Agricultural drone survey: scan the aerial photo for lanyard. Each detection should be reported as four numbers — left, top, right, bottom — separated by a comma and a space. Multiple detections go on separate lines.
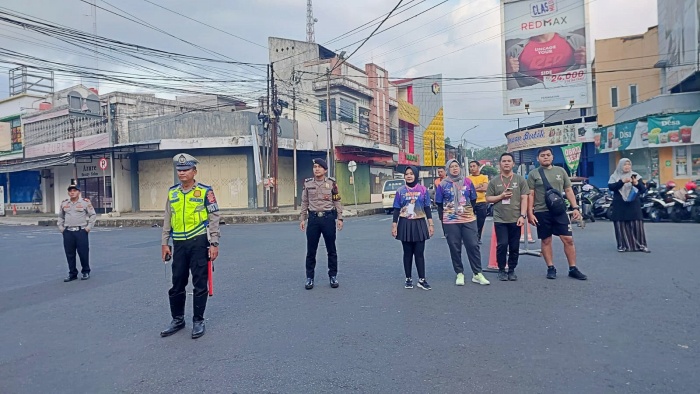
501, 174, 514, 190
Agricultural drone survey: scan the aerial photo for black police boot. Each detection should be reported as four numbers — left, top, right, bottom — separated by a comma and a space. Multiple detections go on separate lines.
63, 275, 78, 282
329, 276, 339, 288
160, 317, 185, 337
192, 320, 206, 339
305, 278, 314, 290
80, 273, 90, 280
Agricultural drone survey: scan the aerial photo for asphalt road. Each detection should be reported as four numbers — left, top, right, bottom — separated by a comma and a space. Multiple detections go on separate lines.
0, 216, 698, 393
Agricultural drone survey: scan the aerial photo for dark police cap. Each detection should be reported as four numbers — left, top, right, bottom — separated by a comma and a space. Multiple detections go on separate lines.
312, 158, 328, 170
67, 182, 80, 191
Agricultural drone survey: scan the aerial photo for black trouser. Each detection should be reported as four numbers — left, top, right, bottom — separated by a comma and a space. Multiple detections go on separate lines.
401, 241, 426, 279
444, 222, 482, 275
305, 214, 337, 279
474, 202, 488, 240
63, 229, 90, 277
170, 234, 209, 322
494, 222, 521, 271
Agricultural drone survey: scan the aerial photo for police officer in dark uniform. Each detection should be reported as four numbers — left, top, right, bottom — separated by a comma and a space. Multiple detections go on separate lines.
160, 153, 221, 339
299, 158, 343, 290
57, 182, 97, 282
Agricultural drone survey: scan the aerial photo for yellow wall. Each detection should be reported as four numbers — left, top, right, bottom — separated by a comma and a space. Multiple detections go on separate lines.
422, 108, 445, 167
595, 27, 660, 126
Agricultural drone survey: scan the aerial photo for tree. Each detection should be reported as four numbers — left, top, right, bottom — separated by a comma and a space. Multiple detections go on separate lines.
445, 137, 451, 146
480, 165, 499, 177
470, 144, 507, 162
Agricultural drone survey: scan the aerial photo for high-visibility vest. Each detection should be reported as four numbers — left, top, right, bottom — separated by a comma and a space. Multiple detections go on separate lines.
168, 183, 211, 241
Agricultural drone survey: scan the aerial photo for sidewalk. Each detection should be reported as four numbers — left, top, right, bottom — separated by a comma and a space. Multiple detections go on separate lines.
0, 203, 385, 227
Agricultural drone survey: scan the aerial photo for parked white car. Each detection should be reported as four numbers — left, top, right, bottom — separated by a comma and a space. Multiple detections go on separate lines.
382, 179, 406, 214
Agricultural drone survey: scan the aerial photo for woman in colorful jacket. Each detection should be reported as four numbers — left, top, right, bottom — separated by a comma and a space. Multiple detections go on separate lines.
392, 166, 434, 290
435, 159, 490, 286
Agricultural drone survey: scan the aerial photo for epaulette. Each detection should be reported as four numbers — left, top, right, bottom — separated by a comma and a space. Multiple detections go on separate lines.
83, 198, 90, 202
328, 177, 336, 182
197, 182, 212, 189
168, 184, 180, 190
61, 199, 69, 203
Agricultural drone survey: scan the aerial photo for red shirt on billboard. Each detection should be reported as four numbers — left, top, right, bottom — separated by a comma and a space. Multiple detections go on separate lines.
518, 33, 575, 81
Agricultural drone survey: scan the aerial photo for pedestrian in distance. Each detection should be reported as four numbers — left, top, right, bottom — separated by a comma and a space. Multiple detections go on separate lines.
436, 159, 490, 286
608, 158, 650, 253
391, 166, 435, 290
299, 158, 343, 290
58, 182, 97, 282
160, 153, 221, 339
485, 153, 529, 281
527, 147, 587, 280
468, 160, 490, 244
434, 167, 447, 238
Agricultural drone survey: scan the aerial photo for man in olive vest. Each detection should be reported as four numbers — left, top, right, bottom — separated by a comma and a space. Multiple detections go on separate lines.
160, 153, 220, 339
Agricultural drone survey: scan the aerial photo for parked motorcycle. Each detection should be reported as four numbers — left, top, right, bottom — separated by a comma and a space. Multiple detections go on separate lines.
589, 188, 613, 220
669, 182, 697, 223
577, 183, 603, 222
644, 181, 677, 222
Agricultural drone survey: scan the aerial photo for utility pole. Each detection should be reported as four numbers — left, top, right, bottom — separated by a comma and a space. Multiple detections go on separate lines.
326, 68, 335, 177
431, 131, 437, 178
269, 62, 279, 213
292, 67, 299, 210
70, 117, 78, 183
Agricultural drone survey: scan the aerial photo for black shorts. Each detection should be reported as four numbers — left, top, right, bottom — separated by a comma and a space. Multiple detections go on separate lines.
534, 211, 572, 239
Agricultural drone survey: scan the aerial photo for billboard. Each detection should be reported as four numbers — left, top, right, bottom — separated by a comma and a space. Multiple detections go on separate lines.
501, 0, 592, 115
658, 0, 700, 90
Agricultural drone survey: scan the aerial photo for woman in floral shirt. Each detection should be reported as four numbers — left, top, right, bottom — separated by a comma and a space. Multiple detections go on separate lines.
435, 159, 490, 286
392, 166, 435, 290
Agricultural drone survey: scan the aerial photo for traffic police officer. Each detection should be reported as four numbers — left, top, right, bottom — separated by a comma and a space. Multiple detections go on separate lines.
58, 182, 97, 282
299, 158, 343, 290
160, 153, 221, 339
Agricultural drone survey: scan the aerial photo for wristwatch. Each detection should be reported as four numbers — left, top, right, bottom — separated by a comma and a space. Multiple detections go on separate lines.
520, 214, 527, 219
572, 206, 580, 211
210, 242, 219, 247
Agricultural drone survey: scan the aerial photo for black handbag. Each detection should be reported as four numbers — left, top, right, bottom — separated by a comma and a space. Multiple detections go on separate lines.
539, 167, 567, 215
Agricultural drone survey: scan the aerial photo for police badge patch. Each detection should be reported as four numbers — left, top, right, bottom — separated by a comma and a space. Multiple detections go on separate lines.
194, 190, 202, 198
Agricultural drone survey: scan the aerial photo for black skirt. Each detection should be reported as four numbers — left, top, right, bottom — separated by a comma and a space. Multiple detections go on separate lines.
396, 218, 430, 242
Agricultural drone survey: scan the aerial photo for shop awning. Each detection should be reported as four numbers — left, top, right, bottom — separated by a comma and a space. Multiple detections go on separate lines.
0, 153, 74, 173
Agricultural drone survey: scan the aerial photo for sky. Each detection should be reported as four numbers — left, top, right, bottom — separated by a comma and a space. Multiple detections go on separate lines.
0, 0, 658, 147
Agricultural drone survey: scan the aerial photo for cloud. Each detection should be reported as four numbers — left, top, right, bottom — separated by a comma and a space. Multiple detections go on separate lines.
0, 0, 659, 146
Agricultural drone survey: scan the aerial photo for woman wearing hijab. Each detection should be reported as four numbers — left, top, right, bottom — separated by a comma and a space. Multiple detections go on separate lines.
392, 166, 435, 290
435, 159, 490, 286
608, 158, 650, 253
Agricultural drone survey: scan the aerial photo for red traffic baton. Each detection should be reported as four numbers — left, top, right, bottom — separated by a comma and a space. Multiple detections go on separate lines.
208, 260, 214, 297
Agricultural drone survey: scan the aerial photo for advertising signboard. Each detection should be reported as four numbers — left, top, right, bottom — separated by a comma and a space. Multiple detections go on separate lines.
594, 121, 648, 153
647, 112, 700, 148
658, 0, 700, 90
501, 0, 592, 115
506, 121, 595, 152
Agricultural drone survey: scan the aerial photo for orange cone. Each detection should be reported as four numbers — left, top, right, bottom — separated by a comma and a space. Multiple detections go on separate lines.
520, 222, 534, 243
486, 225, 507, 271
12, 204, 17, 215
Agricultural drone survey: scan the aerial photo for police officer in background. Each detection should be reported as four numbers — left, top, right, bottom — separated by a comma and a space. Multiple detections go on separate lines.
58, 182, 97, 282
160, 153, 221, 339
300, 158, 343, 290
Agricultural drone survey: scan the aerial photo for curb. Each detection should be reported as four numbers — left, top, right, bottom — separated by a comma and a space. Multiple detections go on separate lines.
29, 207, 386, 227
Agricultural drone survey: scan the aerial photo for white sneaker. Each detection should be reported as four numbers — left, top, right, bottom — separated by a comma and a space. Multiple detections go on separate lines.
455, 273, 465, 286
472, 273, 490, 285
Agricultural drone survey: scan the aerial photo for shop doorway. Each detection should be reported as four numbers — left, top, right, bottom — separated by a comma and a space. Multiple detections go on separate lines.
78, 177, 112, 213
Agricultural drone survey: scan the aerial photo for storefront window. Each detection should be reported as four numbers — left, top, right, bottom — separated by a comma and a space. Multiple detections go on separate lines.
674, 146, 689, 177
692, 145, 700, 178
621, 149, 651, 180
370, 167, 393, 195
